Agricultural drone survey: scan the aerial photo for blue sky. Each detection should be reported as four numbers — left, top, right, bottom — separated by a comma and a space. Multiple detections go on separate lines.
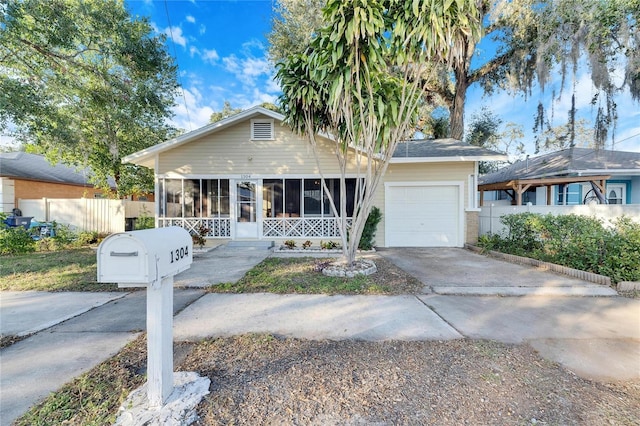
127, 1, 640, 156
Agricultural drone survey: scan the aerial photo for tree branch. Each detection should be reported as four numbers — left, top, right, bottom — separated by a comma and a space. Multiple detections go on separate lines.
468, 51, 513, 85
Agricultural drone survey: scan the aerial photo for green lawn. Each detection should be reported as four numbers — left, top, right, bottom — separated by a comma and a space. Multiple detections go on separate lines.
211, 256, 421, 295
0, 248, 118, 292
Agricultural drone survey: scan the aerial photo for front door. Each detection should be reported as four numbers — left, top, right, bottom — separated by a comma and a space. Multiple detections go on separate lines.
235, 180, 259, 238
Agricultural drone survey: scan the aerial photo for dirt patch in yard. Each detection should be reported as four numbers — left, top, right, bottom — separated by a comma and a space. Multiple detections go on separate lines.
177, 335, 640, 425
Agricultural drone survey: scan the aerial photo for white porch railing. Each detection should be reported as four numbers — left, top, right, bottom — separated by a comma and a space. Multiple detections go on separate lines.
159, 217, 352, 239
479, 204, 640, 236
263, 217, 352, 238
159, 218, 231, 237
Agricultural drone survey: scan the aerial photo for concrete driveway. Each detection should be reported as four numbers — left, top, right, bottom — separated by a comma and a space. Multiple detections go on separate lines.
376, 247, 617, 296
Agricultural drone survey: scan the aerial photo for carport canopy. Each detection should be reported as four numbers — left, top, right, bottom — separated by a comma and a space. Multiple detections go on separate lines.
478, 175, 611, 206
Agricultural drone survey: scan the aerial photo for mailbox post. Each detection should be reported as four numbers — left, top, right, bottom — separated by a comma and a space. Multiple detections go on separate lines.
97, 226, 192, 407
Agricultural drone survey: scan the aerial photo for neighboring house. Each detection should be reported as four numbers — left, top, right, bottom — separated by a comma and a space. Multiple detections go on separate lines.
123, 106, 505, 247
478, 148, 640, 206
0, 152, 112, 213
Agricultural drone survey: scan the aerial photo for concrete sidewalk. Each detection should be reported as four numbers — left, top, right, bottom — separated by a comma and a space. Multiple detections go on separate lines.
173, 292, 640, 383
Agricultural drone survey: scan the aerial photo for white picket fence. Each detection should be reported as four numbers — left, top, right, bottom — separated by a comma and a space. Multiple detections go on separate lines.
479, 204, 640, 236
18, 198, 154, 234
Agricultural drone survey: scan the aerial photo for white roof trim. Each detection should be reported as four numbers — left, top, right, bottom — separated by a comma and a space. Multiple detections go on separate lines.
391, 154, 508, 163
569, 169, 640, 176
123, 106, 285, 165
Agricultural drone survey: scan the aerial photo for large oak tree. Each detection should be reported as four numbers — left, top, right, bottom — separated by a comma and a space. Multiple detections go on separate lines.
0, 0, 179, 196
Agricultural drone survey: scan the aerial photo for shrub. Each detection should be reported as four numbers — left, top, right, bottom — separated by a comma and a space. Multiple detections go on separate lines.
284, 240, 296, 249
358, 206, 382, 250
74, 231, 100, 246
191, 223, 210, 248
499, 212, 544, 255
35, 237, 58, 252
302, 240, 312, 249
600, 217, 640, 283
478, 213, 640, 283
51, 222, 76, 246
0, 227, 35, 255
321, 240, 338, 250
134, 206, 155, 230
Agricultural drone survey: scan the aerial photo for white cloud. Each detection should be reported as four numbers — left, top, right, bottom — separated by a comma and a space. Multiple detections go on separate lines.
163, 26, 187, 48
170, 87, 214, 131
199, 24, 206, 35
188, 47, 219, 64
222, 55, 241, 74
202, 49, 219, 64
222, 54, 272, 87
185, 15, 196, 24
264, 75, 281, 94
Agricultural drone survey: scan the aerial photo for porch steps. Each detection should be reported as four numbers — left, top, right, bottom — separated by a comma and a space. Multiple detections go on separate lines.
226, 240, 275, 250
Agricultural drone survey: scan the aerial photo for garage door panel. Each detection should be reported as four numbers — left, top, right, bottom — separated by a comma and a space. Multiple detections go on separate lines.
386, 185, 460, 247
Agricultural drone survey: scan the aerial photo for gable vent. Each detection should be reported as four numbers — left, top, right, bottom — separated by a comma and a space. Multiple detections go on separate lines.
251, 119, 274, 140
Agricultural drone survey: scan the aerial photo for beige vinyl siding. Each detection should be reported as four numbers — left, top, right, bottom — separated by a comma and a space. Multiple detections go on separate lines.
374, 162, 474, 247
157, 116, 367, 176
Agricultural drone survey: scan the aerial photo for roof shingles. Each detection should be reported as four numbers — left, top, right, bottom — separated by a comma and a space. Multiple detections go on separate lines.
0, 152, 112, 186
479, 148, 640, 185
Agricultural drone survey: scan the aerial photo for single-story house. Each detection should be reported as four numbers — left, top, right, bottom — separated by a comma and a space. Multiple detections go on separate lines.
0, 152, 111, 213
123, 106, 506, 247
478, 148, 640, 206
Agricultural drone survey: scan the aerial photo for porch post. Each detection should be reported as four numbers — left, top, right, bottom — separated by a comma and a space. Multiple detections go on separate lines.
546, 186, 552, 205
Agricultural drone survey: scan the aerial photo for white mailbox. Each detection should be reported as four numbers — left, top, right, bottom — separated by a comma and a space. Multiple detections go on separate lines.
97, 226, 192, 286
97, 226, 194, 408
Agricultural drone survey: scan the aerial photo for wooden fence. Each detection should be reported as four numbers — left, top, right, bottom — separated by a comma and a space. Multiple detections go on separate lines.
18, 198, 154, 234
479, 204, 640, 236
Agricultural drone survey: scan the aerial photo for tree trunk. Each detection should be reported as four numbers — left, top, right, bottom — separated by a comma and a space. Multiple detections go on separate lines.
449, 65, 469, 141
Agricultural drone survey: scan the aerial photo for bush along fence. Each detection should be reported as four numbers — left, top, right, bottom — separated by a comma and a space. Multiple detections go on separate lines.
477, 212, 640, 284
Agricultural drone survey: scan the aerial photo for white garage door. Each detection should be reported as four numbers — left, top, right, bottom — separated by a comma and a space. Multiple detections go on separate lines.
385, 184, 461, 247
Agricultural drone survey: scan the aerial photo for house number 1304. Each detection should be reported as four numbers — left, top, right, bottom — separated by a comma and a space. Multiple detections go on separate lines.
170, 246, 189, 263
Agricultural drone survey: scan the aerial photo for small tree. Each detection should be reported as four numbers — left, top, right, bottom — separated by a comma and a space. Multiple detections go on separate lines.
277, 0, 482, 265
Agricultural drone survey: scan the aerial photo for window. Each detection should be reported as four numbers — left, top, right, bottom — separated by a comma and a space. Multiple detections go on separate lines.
263, 179, 283, 217
251, 119, 274, 140
304, 179, 322, 215
285, 179, 301, 216
164, 179, 183, 217
204, 179, 230, 217
557, 184, 581, 205
262, 178, 358, 218
607, 184, 625, 204
160, 178, 229, 218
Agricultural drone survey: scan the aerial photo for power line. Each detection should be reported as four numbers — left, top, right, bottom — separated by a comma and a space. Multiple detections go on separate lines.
613, 132, 640, 147
164, 0, 192, 132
